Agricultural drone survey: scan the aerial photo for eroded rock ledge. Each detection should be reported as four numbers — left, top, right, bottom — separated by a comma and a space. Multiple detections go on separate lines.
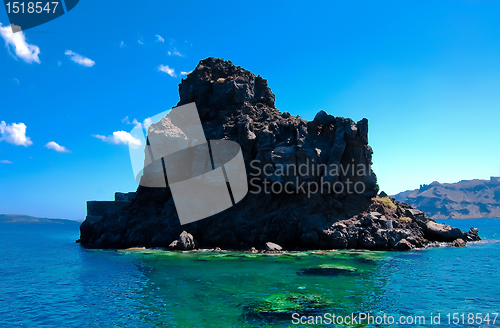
164, 195, 481, 252
79, 58, 480, 250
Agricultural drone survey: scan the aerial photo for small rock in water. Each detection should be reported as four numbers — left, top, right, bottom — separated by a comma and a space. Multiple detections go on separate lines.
265, 242, 282, 251
248, 247, 258, 253
393, 239, 413, 250
178, 231, 196, 250
168, 240, 179, 249
453, 238, 466, 247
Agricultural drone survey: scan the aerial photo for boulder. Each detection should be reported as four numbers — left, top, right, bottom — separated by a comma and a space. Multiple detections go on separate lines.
359, 229, 388, 249
453, 238, 466, 247
265, 242, 282, 251
379, 217, 393, 229
466, 228, 481, 241
393, 239, 413, 250
425, 221, 465, 242
320, 229, 348, 249
313, 110, 336, 125
403, 208, 429, 229
168, 240, 178, 249
178, 231, 196, 250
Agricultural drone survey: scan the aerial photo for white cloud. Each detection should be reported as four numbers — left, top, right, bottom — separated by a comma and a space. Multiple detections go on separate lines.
138, 40, 143, 45
93, 131, 142, 149
131, 118, 143, 129
13, 78, 20, 84
158, 64, 176, 77
143, 117, 152, 130
156, 35, 164, 42
120, 41, 126, 48
167, 50, 183, 57
180, 71, 191, 76
0, 23, 41, 64
0, 121, 33, 147
64, 50, 95, 67
0, 160, 13, 164
45, 141, 71, 153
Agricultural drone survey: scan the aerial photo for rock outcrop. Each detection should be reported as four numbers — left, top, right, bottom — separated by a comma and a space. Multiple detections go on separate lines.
79, 58, 480, 250
168, 231, 196, 250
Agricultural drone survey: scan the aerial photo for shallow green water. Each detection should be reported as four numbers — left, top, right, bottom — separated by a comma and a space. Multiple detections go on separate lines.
122, 249, 388, 327
1, 219, 499, 327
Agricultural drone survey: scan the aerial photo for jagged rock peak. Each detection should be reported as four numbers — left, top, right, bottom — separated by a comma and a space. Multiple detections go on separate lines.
79, 57, 482, 251
178, 57, 276, 111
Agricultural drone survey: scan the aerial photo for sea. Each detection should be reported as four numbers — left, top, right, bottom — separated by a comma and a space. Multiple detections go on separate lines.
0, 219, 499, 328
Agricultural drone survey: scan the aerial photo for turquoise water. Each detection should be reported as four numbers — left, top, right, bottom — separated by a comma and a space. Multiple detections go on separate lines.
0, 219, 498, 327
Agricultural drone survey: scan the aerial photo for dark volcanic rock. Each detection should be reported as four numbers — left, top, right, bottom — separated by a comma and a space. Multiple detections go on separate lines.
453, 238, 466, 247
425, 221, 465, 242
79, 58, 480, 250
393, 239, 413, 250
177, 231, 196, 250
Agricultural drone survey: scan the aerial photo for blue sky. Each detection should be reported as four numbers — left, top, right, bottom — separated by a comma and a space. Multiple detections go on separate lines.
1, 0, 500, 220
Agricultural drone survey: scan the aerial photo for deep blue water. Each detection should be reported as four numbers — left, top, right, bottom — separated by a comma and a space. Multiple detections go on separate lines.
0, 219, 498, 327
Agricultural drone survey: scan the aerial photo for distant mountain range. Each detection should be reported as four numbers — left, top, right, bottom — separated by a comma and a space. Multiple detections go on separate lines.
0, 214, 81, 224
393, 177, 500, 220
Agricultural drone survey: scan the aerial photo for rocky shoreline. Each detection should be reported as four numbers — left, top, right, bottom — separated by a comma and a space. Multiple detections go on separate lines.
154, 194, 481, 252
79, 57, 481, 251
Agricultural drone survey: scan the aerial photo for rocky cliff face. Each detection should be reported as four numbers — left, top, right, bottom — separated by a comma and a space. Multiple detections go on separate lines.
79, 58, 480, 250
394, 177, 500, 220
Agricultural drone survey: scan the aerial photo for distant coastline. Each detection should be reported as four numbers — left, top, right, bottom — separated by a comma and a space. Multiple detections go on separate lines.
0, 214, 81, 225
394, 177, 500, 220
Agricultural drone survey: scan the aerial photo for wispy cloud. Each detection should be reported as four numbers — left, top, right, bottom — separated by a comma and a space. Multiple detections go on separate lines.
0, 23, 41, 64
93, 131, 142, 149
158, 64, 176, 77
123, 116, 152, 130
65, 50, 95, 67
156, 35, 164, 42
120, 41, 126, 48
0, 121, 33, 147
167, 50, 183, 57
138, 40, 143, 45
0, 160, 13, 164
45, 141, 71, 153
13, 78, 20, 84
